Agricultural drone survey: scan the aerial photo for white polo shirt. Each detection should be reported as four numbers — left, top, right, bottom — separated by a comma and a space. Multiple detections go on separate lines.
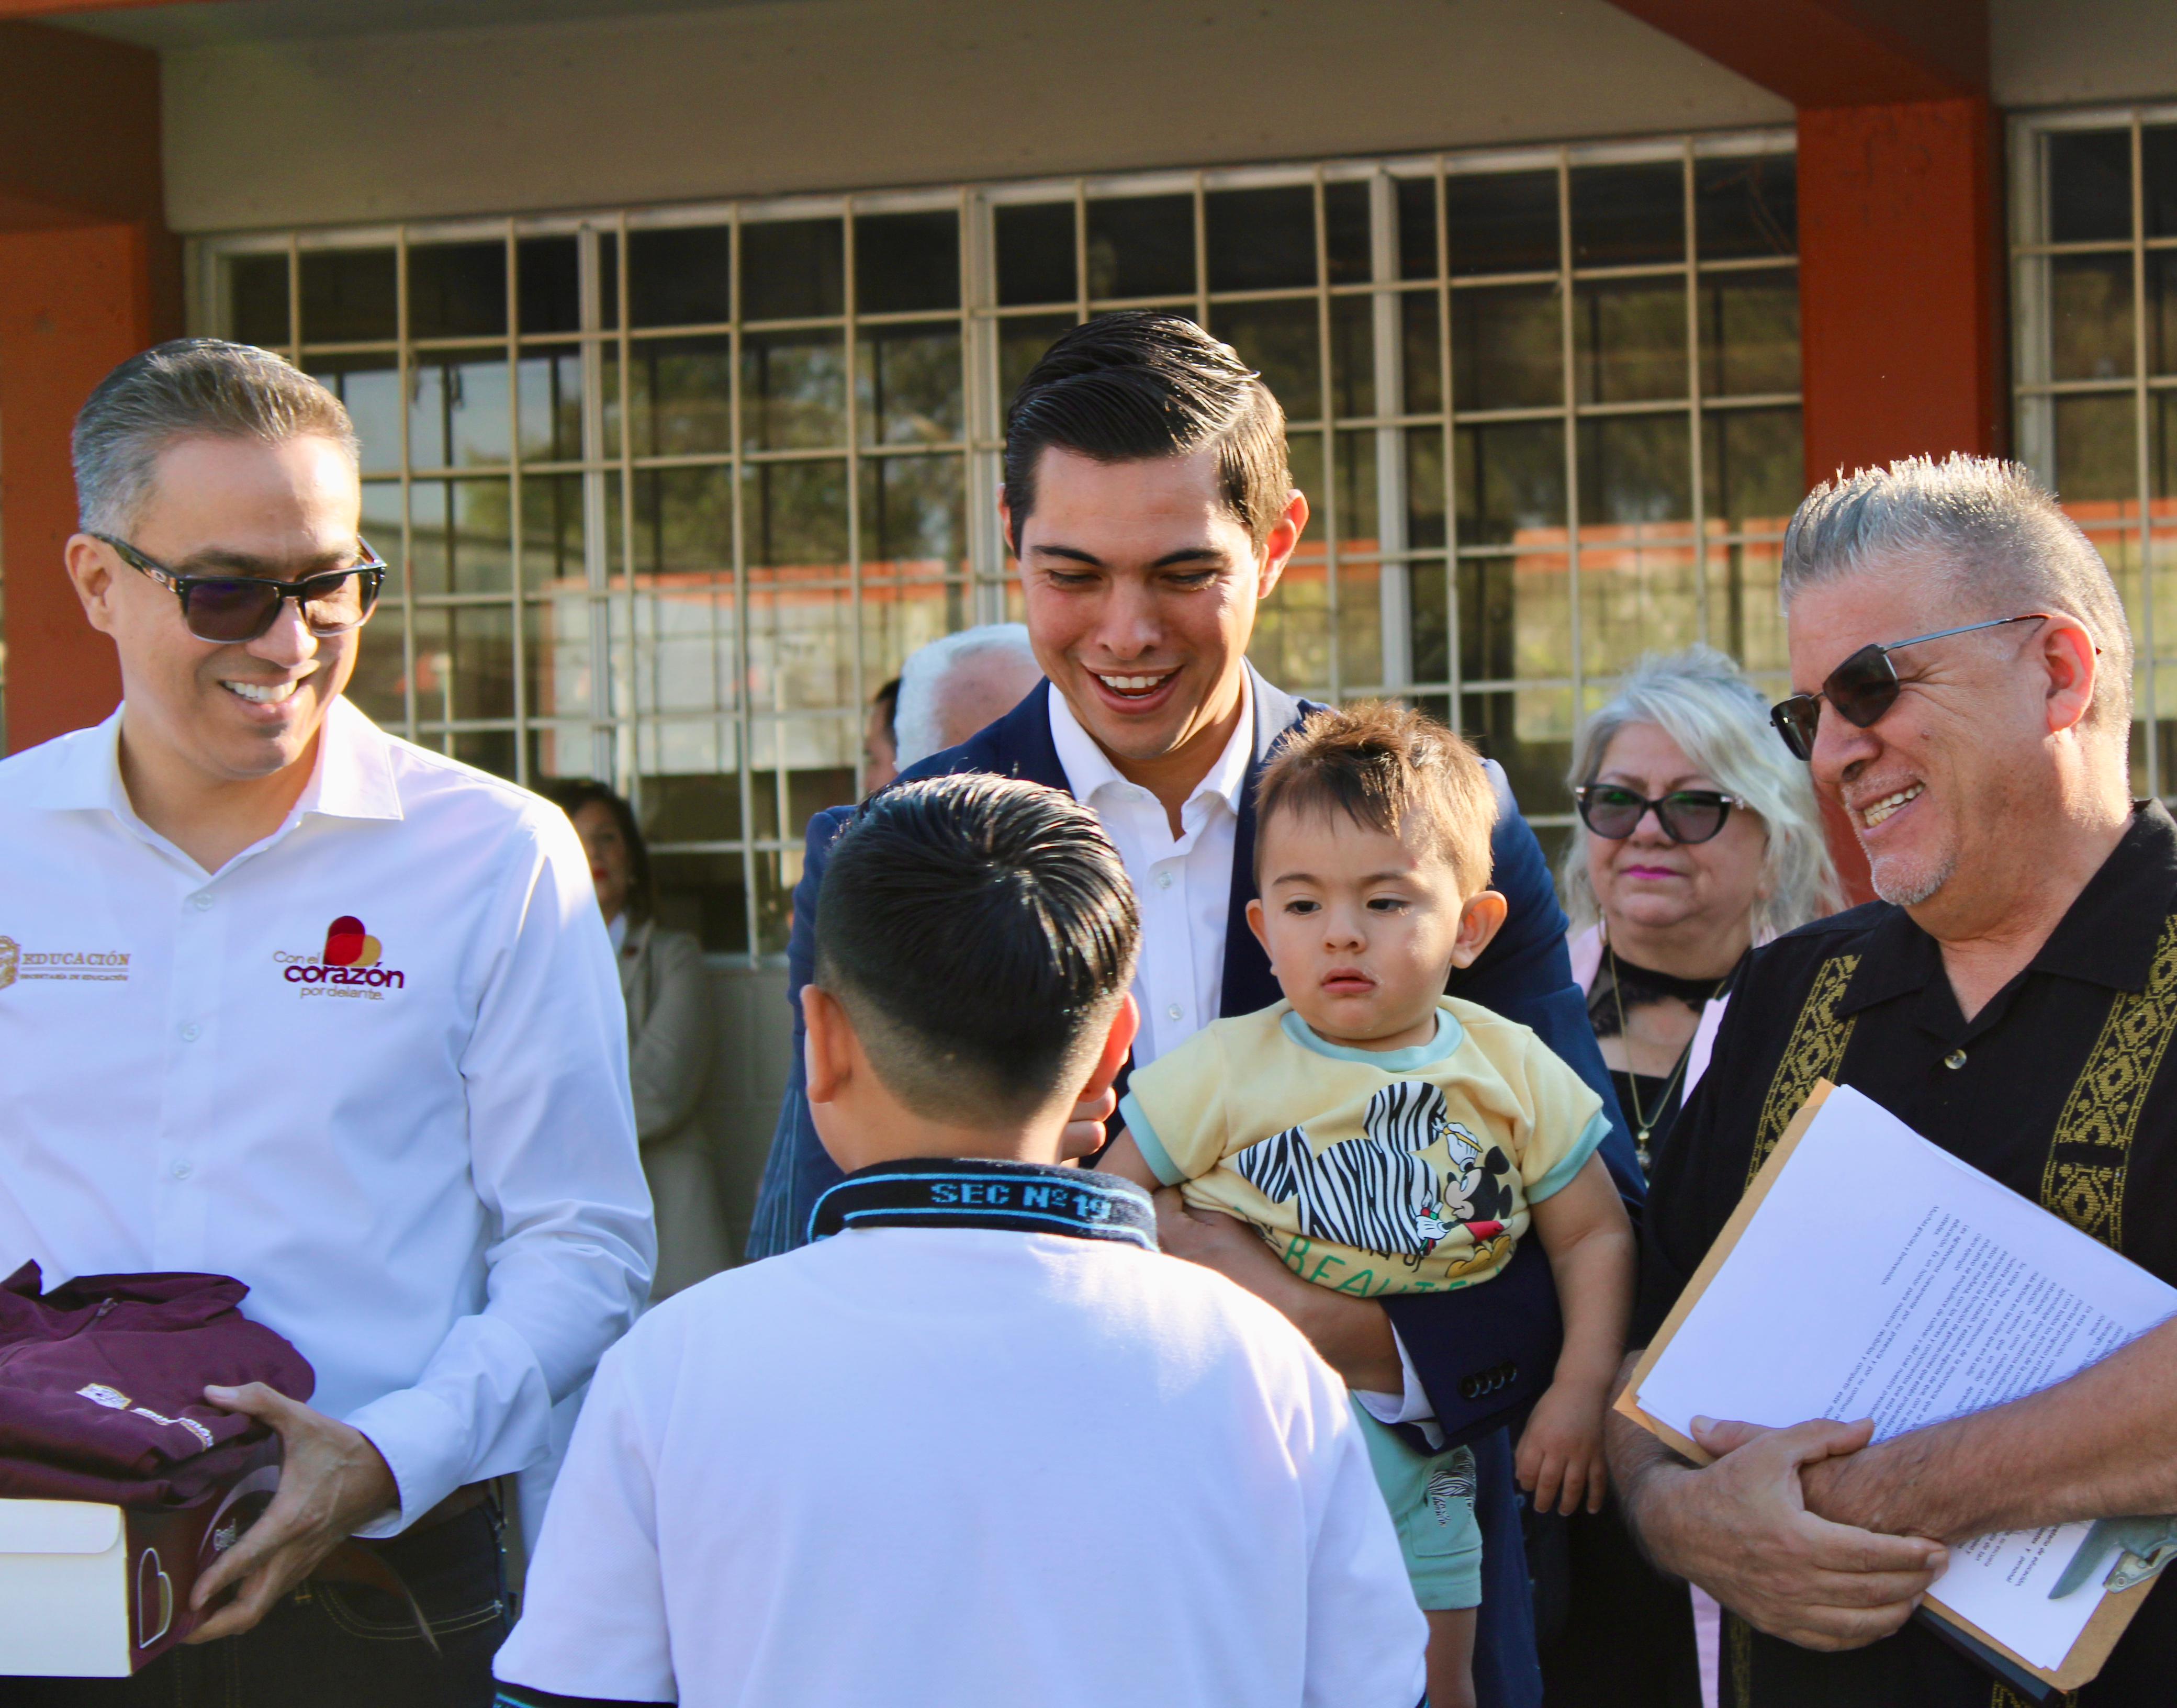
0, 697, 655, 1533
496, 1223, 1426, 1708
1048, 678, 1253, 1069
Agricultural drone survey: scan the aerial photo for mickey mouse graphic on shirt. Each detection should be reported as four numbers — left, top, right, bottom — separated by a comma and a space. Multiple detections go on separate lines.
1230, 1080, 1519, 1272
1439, 1118, 1518, 1243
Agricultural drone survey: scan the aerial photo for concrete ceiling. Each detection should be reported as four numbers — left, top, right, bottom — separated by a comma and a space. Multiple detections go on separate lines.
55, 0, 780, 49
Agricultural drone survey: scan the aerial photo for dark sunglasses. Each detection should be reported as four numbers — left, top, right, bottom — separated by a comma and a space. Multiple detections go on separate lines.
96, 532, 386, 645
1574, 783, 1744, 846
1769, 613, 2052, 761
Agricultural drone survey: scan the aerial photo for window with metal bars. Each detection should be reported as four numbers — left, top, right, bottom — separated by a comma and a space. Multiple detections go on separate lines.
2012, 107, 2177, 801
200, 129, 1800, 960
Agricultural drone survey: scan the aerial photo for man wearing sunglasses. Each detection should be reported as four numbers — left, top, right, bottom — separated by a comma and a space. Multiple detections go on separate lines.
1608, 454, 2177, 1707
0, 340, 654, 1705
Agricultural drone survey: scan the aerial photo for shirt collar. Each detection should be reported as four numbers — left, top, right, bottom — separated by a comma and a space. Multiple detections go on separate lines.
2024, 799, 2177, 992
807, 1156, 1158, 1250
1280, 1002, 1466, 1070
25, 697, 402, 883
1838, 800, 2177, 1014
1046, 672, 1254, 828
31, 695, 402, 825
21, 709, 128, 813
299, 697, 405, 824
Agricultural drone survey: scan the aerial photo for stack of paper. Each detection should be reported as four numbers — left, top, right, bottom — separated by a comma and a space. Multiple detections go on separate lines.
1622, 1082, 2177, 1687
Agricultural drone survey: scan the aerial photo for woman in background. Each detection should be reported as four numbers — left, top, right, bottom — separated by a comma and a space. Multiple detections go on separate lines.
1540, 647, 1839, 1708
1565, 646, 1840, 1176
546, 780, 728, 1297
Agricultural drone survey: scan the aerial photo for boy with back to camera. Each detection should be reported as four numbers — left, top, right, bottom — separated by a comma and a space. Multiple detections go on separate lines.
491, 772, 1428, 1708
1100, 704, 1636, 1708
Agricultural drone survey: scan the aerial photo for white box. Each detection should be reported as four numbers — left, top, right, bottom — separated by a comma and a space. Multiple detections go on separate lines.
0, 1461, 278, 1676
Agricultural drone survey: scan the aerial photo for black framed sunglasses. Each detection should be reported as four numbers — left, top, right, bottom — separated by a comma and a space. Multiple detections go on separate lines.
1769, 613, 2052, 761
95, 532, 387, 645
1574, 783, 1744, 846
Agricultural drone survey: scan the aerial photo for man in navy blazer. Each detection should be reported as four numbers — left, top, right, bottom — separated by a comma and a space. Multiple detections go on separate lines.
747, 314, 1638, 1707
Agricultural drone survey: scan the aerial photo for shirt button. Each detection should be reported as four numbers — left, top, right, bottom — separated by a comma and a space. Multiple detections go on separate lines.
1155, 870, 1174, 890
192, 894, 213, 912
1944, 1049, 1967, 1070
1165, 1004, 1183, 1022
171, 1160, 192, 1181
179, 1024, 201, 1043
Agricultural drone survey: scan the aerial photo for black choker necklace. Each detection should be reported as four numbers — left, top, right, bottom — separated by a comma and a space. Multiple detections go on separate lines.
1606, 950, 1735, 1008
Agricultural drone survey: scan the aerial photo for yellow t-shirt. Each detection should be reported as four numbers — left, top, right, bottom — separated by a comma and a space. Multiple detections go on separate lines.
1118, 998, 1608, 1298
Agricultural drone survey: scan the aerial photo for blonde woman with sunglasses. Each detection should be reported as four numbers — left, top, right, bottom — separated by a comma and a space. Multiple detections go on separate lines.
1561, 647, 1841, 1178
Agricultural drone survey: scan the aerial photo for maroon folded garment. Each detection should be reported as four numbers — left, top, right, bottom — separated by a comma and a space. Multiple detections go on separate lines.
0, 1262, 313, 1508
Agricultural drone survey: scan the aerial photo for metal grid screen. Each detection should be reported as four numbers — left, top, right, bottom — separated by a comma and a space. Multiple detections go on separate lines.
199, 129, 1800, 959
2013, 107, 2177, 800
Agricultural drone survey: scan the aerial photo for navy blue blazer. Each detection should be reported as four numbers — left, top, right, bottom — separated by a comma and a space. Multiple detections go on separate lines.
745, 671, 1642, 1708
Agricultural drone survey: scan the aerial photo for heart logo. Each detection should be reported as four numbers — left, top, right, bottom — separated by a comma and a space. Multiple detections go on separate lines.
136, 1547, 173, 1648
322, 917, 383, 969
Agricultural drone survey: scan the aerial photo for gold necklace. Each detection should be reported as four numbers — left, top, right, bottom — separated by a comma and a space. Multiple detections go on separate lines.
1608, 944, 1725, 1174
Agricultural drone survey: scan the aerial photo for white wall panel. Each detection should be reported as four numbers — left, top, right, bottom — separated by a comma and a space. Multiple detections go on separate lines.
1994, 0, 2177, 110
156, 0, 1788, 233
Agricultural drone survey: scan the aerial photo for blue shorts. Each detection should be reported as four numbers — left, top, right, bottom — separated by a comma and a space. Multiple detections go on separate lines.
1352, 1403, 1483, 1611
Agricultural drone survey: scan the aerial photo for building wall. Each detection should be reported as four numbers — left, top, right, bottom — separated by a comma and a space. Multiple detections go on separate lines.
111, 0, 2177, 1265
156, 0, 1791, 233
703, 962, 792, 1262
1991, 0, 2177, 109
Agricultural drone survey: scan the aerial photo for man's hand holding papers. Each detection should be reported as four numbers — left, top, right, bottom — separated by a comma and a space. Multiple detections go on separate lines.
1615, 1409, 1948, 1650
1613, 1083, 2177, 1684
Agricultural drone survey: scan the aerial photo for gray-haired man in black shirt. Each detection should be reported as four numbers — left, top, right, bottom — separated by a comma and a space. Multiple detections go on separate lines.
1610, 453, 2177, 1706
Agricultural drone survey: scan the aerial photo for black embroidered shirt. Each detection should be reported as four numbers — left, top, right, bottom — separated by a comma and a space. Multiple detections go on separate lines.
1638, 801, 2177, 1708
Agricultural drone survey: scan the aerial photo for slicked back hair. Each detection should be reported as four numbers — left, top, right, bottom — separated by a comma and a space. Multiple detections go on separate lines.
1003, 311, 1290, 555
1255, 702, 1498, 897
73, 339, 359, 536
1781, 453, 2134, 744
815, 774, 1140, 1125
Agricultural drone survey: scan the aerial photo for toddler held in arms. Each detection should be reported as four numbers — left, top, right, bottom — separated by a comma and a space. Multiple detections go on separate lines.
1099, 703, 1636, 1708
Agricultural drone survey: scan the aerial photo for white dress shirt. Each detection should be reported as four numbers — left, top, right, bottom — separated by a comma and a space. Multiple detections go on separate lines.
497, 1227, 1426, 1708
0, 698, 655, 1534
1048, 679, 1254, 1069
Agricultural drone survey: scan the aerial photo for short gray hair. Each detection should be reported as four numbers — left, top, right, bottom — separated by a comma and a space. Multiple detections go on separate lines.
1781, 453, 2133, 741
894, 623, 1041, 767
1562, 646, 1842, 943
73, 339, 358, 535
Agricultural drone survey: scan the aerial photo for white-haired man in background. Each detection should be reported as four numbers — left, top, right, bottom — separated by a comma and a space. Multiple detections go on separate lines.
890, 624, 1043, 771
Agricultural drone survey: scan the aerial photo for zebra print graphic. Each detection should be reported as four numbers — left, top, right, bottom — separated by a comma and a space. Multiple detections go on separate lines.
1424, 1447, 1478, 1524
1230, 1080, 1461, 1262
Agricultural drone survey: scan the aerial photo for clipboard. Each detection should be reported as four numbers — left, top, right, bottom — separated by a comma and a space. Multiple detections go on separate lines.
1614, 1079, 2155, 1699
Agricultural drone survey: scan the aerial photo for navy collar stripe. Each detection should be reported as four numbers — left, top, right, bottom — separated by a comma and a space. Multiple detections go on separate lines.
839, 1168, 1144, 1207
808, 1156, 1158, 1251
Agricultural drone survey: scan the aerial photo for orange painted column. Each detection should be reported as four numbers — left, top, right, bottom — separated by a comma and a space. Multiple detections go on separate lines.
0, 222, 159, 751
1799, 97, 2007, 484
1794, 95, 2007, 902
